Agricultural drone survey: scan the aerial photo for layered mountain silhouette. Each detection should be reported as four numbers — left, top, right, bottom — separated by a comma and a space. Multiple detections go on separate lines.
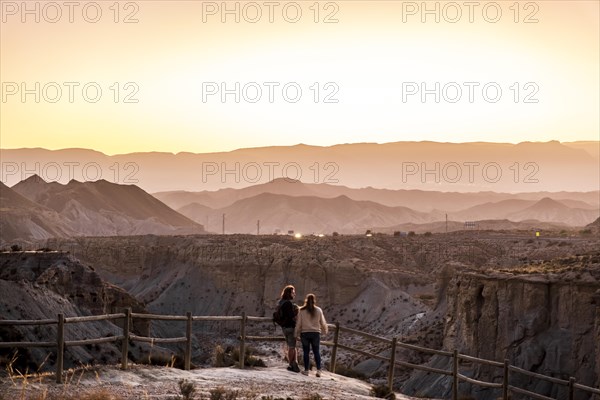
155, 178, 600, 213
505, 197, 600, 226
155, 179, 599, 233
0, 181, 75, 241
0, 141, 600, 240
1, 175, 205, 244
187, 192, 442, 234
1, 169, 598, 240
2, 141, 598, 193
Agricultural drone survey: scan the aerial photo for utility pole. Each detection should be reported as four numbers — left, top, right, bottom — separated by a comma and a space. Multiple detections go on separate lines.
446, 214, 448, 233
257, 220, 260, 235
222, 213, 225, 235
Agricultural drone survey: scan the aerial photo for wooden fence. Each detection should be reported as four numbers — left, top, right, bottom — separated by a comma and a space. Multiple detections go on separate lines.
1, 311, 599, 400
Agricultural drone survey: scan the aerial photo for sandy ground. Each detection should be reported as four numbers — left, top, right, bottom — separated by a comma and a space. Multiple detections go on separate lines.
0, 358, 433, 400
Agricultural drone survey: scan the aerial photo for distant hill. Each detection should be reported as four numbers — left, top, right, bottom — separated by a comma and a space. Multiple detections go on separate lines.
0, 181, 74, 242
2, 141, 598, 192
563, 141, 600, 160
178, 192, 440, 234
1, 175, 205, 244
160, 179, 599, 232
176, 202, 215, 226
450, 199, 536, 221
155, 178, 600, 213
586, 217, 600, 235
375, 219, 569, 234
506, 197, 599, 226
448, 197, 598, 227
587, 217, 600, 229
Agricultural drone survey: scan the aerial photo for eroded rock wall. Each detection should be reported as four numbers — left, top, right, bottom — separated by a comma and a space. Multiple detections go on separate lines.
403, 257, 600, 400
0, 252, 148, 371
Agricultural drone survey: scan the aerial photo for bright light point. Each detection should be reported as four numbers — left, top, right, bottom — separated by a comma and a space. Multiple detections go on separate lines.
318, 234, 324, 238
294, 233, 303, 239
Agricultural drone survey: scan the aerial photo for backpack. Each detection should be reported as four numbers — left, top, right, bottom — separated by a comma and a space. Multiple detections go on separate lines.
273, 300, 297, 327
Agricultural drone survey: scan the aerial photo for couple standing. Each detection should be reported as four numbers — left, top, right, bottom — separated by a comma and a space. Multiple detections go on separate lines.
278, 285, 328, 377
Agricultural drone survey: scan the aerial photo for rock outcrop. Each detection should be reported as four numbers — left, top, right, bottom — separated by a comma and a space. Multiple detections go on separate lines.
402, 254, 600, 400
0, 252, 147, 372
65, 235, 434, 333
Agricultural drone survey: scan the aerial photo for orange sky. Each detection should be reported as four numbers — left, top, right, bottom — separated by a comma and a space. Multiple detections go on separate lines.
1, 1, 598, 154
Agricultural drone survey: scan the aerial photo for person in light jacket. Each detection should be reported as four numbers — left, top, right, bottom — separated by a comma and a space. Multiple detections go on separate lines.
294, 293, 328, 377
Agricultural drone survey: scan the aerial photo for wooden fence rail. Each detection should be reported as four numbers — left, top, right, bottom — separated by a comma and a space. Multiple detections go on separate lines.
1, 311, 599, 399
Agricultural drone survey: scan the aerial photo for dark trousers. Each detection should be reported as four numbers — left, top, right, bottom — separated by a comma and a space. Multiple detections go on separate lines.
300, 332, 321, 370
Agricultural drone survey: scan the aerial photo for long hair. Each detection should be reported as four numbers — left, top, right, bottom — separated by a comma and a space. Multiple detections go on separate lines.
280, 285, 295, 300
300, 293, 316, 316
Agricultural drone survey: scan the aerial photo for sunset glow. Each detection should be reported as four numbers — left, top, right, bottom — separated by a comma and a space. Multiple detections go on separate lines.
1, 1, 598, 154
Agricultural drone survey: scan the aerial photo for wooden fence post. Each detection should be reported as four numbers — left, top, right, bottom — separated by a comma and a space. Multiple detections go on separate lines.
568, 377, 575, 400
56, 313, 64, 384
185, 312, 192, 370
239, 312, 246, 369
330, 322, 340, 373
388, 337, 397, 392
121, 308, 130, 370
503, 359, 509, 400
452, 349, 459, 400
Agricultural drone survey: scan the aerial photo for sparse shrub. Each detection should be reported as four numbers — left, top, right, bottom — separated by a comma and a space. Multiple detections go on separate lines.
232, 346, 267, 367
261, 397, 293, 400
423, 232, 432, 237
213, 344, 233, 367
237, 388, 260, 399
332, 232, 339, 236
10, 244, 22, 252
407, 231, 415, 237
369, 384, 395, 399
245, 353, 266, 367
580, 229, 592, 235
179, 379, 196, 400
209, 386, 239, 400
209, 387, 226, 400
213, 344, 225, 367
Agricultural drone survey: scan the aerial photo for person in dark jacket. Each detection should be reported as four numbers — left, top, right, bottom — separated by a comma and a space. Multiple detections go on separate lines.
278, 284, 299, 372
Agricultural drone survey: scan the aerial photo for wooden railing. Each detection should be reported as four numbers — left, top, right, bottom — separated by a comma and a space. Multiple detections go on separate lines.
1, 311, 599, 400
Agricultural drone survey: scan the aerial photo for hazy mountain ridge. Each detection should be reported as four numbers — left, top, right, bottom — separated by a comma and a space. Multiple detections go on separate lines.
2, 175, 597, 242
0, 181, 75, 241
157, 180, 599, 233
155, 178, 600, 212
2, 141, 598, 192
505, 197, 600, 226
194, 192, 442, 234
1, 175, 205, 244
